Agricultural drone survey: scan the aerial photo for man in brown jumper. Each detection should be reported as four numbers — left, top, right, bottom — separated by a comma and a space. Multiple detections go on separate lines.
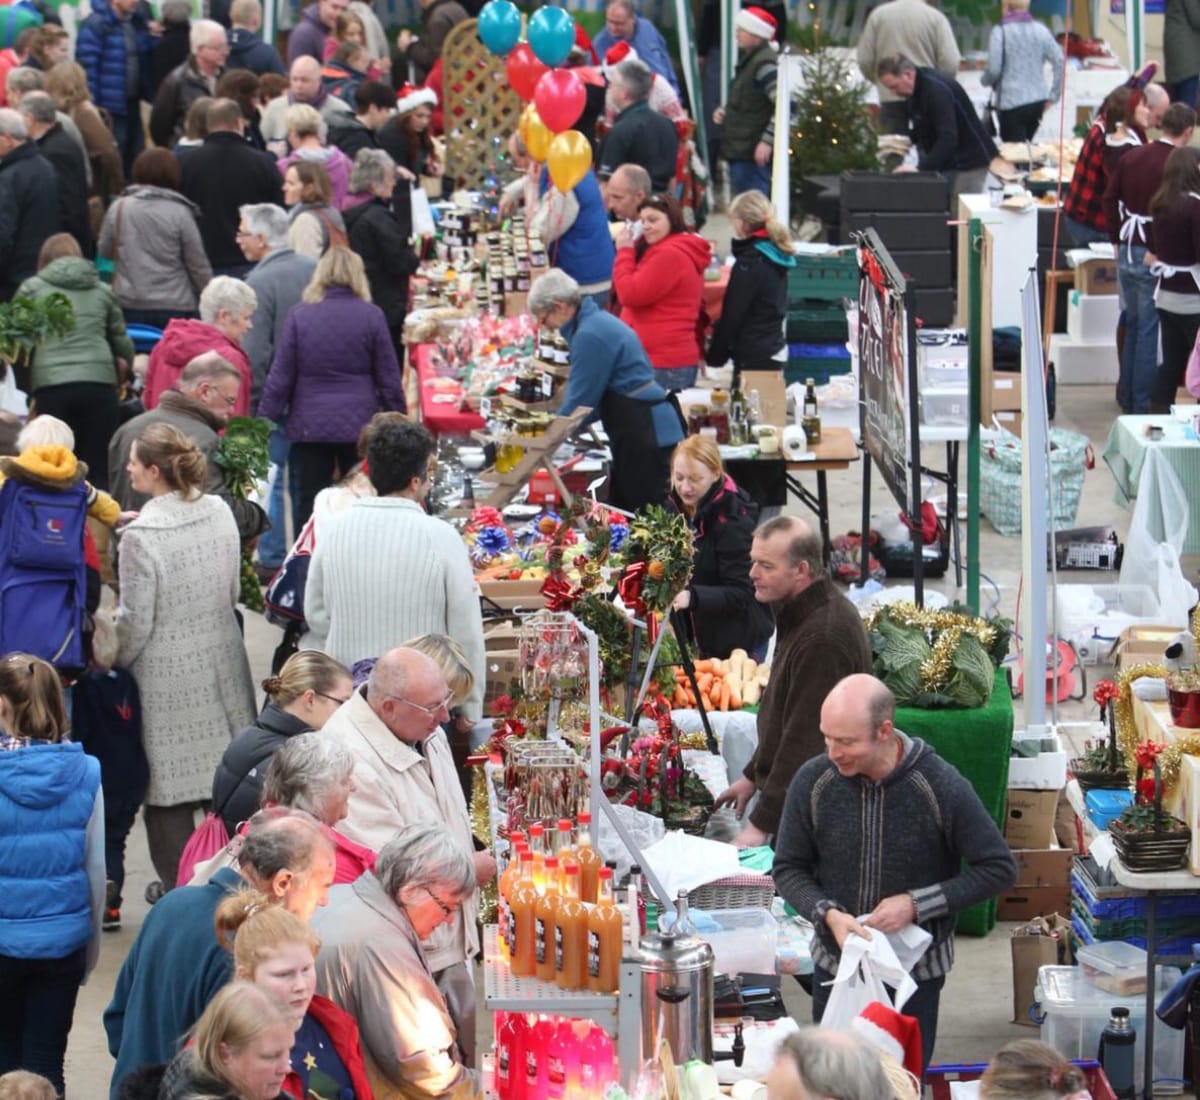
715, 515, 872, 847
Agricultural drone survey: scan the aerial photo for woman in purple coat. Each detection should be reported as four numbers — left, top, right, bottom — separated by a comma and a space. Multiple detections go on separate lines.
258, 246, 404, 527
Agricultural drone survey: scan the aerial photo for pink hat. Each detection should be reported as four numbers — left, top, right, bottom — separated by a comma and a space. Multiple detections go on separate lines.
396, 82, 437, 114
735, 5, 777, 39
851, 1002, 923, 1083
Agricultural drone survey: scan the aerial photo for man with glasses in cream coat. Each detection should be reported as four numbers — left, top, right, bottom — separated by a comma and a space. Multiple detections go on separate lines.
322, 644, 495, 1068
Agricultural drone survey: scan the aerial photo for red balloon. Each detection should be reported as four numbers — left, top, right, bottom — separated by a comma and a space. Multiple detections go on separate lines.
506, 43, 549, 102
533, 68, 586, 134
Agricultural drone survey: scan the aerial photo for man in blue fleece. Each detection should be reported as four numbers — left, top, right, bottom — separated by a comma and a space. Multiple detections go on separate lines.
773, 673, 1016, 1073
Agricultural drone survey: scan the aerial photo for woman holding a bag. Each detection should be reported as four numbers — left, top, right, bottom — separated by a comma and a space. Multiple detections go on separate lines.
980, 0, 1063, 143
210, 651, 353, 839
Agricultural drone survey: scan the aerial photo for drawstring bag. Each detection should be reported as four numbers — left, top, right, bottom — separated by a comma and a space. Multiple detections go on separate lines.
980, 427, 1093, 536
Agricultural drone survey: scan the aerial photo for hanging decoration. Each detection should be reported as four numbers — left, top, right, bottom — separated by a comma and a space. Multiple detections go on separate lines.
533, 68, 586, 134
477, 0, 521, 56
527, 5, 576, 68
506, 42, 549, 101
546, 129, 591, 192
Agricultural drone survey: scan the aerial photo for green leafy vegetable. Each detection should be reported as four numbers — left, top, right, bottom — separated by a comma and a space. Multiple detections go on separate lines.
213, 417, 272, 612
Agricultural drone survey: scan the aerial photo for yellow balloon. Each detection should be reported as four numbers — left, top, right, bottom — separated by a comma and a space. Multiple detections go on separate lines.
547, 129, 591, 194
520, 103, 552, 164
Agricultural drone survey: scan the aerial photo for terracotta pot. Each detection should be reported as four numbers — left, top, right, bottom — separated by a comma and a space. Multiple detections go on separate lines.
1168, 688, 1200, 728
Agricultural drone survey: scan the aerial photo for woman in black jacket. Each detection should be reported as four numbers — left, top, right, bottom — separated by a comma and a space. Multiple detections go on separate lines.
343, 148, 420, 368
706, 189, 797, 379
668, 435, 774, 660
210, 650, 352, 835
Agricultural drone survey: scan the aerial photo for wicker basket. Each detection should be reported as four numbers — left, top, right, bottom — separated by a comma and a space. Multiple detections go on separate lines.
1071, 763, 1130, 795
691, 873, 775, 911
1110, 759, 1190, 873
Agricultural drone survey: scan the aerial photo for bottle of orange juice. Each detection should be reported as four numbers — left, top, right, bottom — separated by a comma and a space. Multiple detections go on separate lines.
534, 857, 562, 984
499, 842, 527, 961
528, 823, 547, 893
555, 865, 587, 990
511, 848, 540, 978
575, 811, 601, 904
554, 818, 578, 893
587, 867, 623, 993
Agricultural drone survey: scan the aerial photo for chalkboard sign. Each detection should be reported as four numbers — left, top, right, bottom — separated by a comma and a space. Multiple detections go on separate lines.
858, 241, 913, 512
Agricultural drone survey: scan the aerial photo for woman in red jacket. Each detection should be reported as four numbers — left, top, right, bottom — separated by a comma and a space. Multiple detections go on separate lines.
612, 192, 712, 391
215, 891, 374, 1100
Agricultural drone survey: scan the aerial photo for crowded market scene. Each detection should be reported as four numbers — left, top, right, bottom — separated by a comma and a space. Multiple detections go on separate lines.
7, 0, 1200, 1093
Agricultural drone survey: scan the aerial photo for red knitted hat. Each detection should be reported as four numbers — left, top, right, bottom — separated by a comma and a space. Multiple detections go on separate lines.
735, 6, 776, 39
851, 1002, 923, 1083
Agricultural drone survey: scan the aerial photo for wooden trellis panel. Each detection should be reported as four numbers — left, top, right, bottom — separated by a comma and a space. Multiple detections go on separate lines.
442, 18, 523, 191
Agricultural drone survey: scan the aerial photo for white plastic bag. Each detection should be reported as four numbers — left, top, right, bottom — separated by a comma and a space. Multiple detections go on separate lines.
411, 185, 436, 238
819, 923, 933, 1028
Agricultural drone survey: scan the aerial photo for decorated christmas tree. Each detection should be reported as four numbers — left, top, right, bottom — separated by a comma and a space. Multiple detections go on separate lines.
789, 47, 879, 212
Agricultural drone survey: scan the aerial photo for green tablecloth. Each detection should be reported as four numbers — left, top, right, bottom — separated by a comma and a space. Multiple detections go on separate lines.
895, 669, 1014, 936
1102, 415, 1200, 554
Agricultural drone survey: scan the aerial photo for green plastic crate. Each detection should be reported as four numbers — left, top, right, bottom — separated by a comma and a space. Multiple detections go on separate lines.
787, 302, 849, 344
784, 359, 853, 386
787, 251, 859, 302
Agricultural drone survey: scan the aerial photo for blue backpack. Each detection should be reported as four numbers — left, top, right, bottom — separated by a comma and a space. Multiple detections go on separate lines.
0, 478, 88, 668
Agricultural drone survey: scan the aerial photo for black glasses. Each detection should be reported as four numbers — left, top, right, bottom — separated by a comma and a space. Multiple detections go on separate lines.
422, 884, 459, 916
315, 690, 352, 706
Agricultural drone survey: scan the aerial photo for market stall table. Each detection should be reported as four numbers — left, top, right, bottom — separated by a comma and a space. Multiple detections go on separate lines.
414, 342, 487, 436
1102, 416, 1200, 555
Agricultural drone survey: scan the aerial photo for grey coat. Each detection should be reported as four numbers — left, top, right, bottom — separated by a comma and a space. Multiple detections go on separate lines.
243, 247, 317, 410
1165, 0, 1200, 83
980, 17, 1063, 110
313, 874, 481, 1100
98, 185, 212, 312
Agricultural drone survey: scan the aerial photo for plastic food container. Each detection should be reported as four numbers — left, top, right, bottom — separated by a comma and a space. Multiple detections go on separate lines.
1075, 941, 1148, 995
1035, 964, 1184, 1094
696, 908, 777, 978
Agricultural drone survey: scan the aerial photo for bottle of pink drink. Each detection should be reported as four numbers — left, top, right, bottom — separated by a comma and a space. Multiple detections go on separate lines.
525, 1015, 555, 1100
579, 1025, 615, 1100
546, 1018, 581, 1100
500, 1012, 529, 1100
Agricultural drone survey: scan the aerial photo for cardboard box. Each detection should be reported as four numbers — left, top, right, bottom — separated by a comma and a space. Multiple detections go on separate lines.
1114, 623, 1184, 672
1048, 332, 1119, 386
1067, 292, 1121, 344
996, 885, 1073, 921
478, 578, 546, 612
993, 408, 1020, 432
1074, 258, 1119, 295
1011, 913, 1071, 1025
1009, 730, 1068, 790
1011, 847, 1072, 887
991, 373, 1022, 412
1005, 789, 1060, 849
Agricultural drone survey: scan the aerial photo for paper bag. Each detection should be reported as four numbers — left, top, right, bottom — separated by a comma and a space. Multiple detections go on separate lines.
410, 185, 436, 239
1011, 913, 1069, 1026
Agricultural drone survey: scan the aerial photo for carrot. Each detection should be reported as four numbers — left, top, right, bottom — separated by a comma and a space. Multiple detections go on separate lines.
697, 673, 714, 696
693, 659, 714, 673
728, 684, 742, 710
673, 686, 687, 707
719, 683, 731, 711
674, 667, 688, 682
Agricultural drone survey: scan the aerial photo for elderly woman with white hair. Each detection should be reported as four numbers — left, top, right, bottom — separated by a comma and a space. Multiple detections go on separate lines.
529, 268, 684, 513
344, 147, 418, 361
312, 822, 480, 1100
142, 275, 258, 416
277, 103, 354, 210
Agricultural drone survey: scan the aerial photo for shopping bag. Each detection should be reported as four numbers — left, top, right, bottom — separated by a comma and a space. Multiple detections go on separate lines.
820, 923, 933, 1027
411, 185, 436, 238
980, 427, 1092, 536
1011, 913, 1069, 1026
176, 811, 232, 888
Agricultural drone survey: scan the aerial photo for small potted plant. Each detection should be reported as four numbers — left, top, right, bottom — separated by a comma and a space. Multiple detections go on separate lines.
1167, 668, 1200, 729
1110, 741, 1190, 873
1072, 680, 1130, 792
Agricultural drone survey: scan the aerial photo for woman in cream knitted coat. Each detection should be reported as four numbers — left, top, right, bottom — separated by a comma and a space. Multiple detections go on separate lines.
116, 423, 256, 893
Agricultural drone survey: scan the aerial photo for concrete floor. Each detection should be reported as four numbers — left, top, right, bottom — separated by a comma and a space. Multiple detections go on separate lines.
63, 380, 1161, 1096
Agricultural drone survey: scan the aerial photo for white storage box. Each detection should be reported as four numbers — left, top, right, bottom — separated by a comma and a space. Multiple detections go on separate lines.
1075, 941, 1148, 996
1067, 291, 1121, 345
697, 908, 777, 978
921, 385, 969, 427
1048, 332, 1119, 386
1008, 729, 1068, 790
1036, 964, 1184, 1093
918, 330, 968, 387
1054, 584, 1164, 643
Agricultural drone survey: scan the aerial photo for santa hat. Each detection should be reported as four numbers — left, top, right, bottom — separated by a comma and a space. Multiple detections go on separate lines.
396, 83, 438, 114
851, 1003, 923, 1084
735, 6, 777, 40
605, 41, 637, 66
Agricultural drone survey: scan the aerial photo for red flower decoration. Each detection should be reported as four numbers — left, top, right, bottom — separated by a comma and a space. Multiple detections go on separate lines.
1135, 740, 1165, 771
1093, 679, 1120, 710
493, 694, 515, 716
1137, 775, 1158, 805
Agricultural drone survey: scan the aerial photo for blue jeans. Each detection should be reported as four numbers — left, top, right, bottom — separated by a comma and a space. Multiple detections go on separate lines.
812, 963, 945, 1074
104, 795, 141, 910
584, 289, 612, 310
1117, 245, 1159, 412
1171, 75, 1199, 110
0, 946, 87, 1095
110, 104, 144, 178
655, 366, 698, 390
1063, 216, 1108, 248
728, 158, 771, 197
258, 425, 300, 568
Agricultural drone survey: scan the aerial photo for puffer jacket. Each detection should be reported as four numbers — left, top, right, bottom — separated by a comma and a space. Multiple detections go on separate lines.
0, 140, 59, 300
258, 286, 404, 442
16, 257, 133, 390
613, 232, 712, 369
143, 318, 252, 418
210, 702, 313, 836
98, 185, 212, 311
278, 144, 354, 210
73, 0, 155, 116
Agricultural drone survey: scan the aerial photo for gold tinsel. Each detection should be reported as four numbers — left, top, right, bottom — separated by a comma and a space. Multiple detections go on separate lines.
1113, 660, 1200, 794
920, 625, 963, 692
864, 601, 998, 653
469, 766, 498, 925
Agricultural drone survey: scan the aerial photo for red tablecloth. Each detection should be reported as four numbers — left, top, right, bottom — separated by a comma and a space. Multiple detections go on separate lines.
414, 343, 486, 437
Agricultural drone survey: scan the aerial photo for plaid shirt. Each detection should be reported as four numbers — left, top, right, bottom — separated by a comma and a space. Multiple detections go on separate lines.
1063, 121, 1108, 233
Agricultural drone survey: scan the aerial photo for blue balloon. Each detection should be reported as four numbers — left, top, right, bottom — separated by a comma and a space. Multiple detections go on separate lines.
527, 6, 576, 69
478, 0, 522, 56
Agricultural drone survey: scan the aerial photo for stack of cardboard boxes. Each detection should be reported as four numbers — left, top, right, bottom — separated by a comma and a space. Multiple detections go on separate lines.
1047, 255, 1121, 386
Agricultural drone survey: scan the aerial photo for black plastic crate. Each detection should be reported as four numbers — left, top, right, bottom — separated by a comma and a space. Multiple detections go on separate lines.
838, 210, 952, 252
889, 249, 953, 289
840, 170, 950, 214
912, 286, 955, 327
